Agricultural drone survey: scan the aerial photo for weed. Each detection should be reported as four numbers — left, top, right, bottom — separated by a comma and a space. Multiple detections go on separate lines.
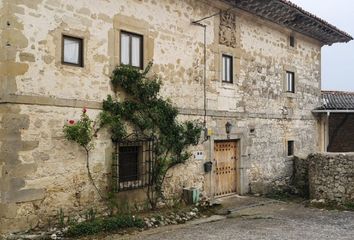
310, 201, 354, 211
57, 208, 65, 228
66, 215, 77, 226
84, 208, 97, 222
265, 190, 302, 202
344, 202, 354, 210
65, 215, 144, 237
116, 199, 131, 215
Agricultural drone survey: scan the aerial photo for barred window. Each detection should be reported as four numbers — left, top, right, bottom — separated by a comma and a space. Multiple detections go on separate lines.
113, 138, 155, 192
119, 146, 140, 182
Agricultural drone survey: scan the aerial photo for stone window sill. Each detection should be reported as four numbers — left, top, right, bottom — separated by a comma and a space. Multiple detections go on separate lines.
282, 92, 297, 99
221, 81, 235, 90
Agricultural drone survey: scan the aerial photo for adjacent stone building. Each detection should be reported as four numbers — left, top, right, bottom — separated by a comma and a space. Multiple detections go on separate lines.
314, 91, 354, 152
0, 0, 352, 234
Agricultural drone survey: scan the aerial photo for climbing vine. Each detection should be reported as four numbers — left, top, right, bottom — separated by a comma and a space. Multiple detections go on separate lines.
63, 62, 202, 208
63, 108, 104, 200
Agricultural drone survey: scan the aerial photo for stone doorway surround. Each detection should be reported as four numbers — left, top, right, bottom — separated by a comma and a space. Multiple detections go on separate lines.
206, 131, 249, 198
213, 140, 239, 197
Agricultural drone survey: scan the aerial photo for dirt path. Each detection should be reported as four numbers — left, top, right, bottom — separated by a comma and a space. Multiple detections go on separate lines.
104, 196, 354, 240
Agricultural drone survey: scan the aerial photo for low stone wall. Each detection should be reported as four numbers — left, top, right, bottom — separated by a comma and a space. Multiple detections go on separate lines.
308, 153, 354, 204
291, 155, 309, 197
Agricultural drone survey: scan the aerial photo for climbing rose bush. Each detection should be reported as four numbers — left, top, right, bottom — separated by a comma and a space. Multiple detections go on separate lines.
63, 108, 95, 151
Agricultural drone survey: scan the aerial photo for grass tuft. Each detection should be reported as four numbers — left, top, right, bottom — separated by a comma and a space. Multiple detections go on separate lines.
65, 215, 144, 238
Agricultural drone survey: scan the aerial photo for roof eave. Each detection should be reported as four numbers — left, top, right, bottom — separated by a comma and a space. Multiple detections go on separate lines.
313, 109, 354, 113
223, 0, 353, 45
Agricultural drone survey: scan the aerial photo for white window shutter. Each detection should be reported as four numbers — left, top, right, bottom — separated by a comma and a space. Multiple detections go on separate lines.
121, 33, 130, 65
131, 36, 141, 67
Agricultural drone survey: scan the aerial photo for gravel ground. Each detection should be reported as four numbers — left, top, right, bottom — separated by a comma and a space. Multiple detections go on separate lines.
110, 198, 354, 240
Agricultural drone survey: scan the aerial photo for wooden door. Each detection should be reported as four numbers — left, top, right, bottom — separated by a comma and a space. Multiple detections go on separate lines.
214, 140, 238, 197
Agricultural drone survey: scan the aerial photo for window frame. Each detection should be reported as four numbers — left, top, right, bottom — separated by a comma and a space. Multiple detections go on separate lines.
286, 71, 295, 93
61, 35, 84, 67
114, 137, 156, 192
287, 140, 295, 156
120, 30, 144, 69
289, 35, 295, 48
118, 145, 140, 183
222, 54, 234, 83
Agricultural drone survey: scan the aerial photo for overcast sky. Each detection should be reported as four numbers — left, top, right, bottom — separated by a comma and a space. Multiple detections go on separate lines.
288, 0, 354, 91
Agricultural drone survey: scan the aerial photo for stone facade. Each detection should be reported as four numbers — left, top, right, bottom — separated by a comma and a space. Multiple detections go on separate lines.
0, 0, 325, 234
291, 155, 309, 197
308, 153, 354, 204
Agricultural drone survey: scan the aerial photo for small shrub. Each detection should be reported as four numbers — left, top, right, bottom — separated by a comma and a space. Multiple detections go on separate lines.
63, 108, 94, 151
265, 190, 293, 201
65, 215, 144, 237
344, 202, 354, 210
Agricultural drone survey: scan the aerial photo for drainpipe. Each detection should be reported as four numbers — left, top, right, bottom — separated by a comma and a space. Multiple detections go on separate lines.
191, 22, 207, 129
191, 21, 212, 196
191, 6, 237, 130
191, 6, 237, 199
325, 112, 330, 152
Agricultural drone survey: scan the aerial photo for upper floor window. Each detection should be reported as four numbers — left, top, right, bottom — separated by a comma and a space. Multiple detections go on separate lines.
289, 35, 295, 47
222, 54, 233, 83
62, 35, 83, 67
286, 71, 295, 93
120, 31, 143, 69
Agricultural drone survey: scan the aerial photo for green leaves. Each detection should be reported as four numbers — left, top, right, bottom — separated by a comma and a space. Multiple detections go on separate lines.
63, 111, 94, 150
110, 62, 161, 102
63, 62, 202, 205
102, 63, 202, 201
104, 63, 202, 153
66, 215, 144, 237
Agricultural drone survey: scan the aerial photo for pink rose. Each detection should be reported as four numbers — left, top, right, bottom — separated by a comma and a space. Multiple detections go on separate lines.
83, 107, 87, 113
68, 120, 75, 125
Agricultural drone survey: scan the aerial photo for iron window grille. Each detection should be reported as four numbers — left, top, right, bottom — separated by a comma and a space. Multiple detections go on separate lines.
112, 134, 156, 192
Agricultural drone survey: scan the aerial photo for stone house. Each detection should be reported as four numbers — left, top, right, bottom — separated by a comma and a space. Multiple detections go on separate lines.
0, 0, 352, 234
315, 91, 354, 152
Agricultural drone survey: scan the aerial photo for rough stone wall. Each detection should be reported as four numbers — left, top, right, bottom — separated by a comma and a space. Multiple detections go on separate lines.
308, 153, 354, 204
0, 104, 111, 232
328, 113, 354, 152
291, 155, 309, 197
1, 0, 322, 234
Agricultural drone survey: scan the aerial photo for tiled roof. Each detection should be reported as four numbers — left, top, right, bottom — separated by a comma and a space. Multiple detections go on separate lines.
224, 0, 353, 45
318, 91, 354, 110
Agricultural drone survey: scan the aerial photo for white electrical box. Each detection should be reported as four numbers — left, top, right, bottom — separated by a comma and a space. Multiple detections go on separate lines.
194, 151, 204, 160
